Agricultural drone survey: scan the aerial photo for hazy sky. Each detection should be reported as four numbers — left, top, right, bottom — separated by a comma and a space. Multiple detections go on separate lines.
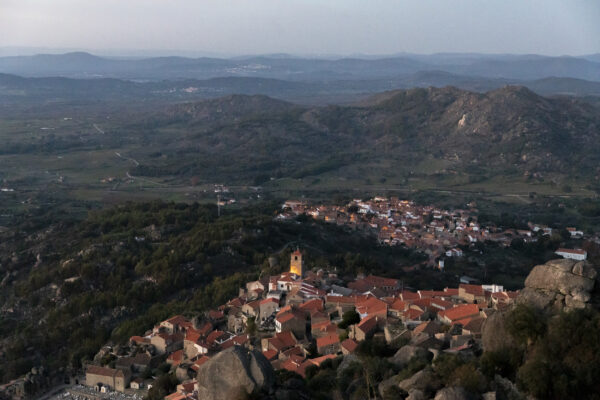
1, 0, 599, 56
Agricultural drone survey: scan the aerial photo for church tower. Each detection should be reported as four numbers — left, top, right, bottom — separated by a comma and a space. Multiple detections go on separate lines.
290, 248, 304, 277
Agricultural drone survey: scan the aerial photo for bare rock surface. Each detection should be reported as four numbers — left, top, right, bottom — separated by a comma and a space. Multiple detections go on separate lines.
391, 345, 432, 368
434, 386, 471, 400
518, 259, 599, 311
399, 368, 442, 394
196, 346, 275, 400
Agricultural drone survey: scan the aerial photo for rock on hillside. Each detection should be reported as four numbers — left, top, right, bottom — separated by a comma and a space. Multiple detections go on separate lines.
481, 310, 517, 353
483, 258, 600, 352
196, 346, 275, 400
434, 386, 472, 400
391, 344, 432, 368
518, 258, 599, 311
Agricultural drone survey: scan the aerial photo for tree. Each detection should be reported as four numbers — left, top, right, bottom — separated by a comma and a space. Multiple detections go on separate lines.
338, 309, 360, 329
505, 304, 546, 346
246, 316, 257, 336
516, 309, 600, 400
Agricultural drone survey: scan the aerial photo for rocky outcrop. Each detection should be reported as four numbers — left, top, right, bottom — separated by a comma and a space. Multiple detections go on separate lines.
196, 346, 275, 400
406, 389, 427, 400
483, 259, 600, 351
491, 375, 524, 400
481, 311, 516, 353
391, 345, 432, 368
399, 368, 442, 394
517, 259, 599, 311
434, 386, 471, 400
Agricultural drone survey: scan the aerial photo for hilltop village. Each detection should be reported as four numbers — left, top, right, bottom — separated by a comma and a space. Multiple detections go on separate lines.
277, 197, 590, 266
82, 249, 520, 399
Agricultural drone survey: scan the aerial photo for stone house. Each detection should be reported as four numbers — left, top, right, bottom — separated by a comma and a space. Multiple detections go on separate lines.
316, 334, 341, 355
349, 315, 379, 341
259, 298, 279, 323
341, 338, 358, 355
151, 332, 184, 355
275, 309, 306, 339
85, 365, 131, 392
130, 378, 144, 390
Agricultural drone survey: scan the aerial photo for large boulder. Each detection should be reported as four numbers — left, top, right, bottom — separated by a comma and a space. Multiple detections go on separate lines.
196, 346, 275, 400
378, 375, 402, 399
481, 311, 516, 353
391, 345, 432, 368
434, 386, 472, 400
492, 375, 524, 400
406, 389, 427, 400
399, 368, 442, 394
518, 259, 599, 312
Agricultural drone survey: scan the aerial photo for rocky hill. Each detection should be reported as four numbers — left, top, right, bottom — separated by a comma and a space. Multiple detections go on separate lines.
124, 86, 600, 190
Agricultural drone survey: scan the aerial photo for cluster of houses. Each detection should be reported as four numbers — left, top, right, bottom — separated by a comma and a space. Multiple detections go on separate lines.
84, 249, 519, 399
277, 197, 588, 265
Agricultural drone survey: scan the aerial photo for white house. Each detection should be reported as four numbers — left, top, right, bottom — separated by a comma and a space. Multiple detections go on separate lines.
555, 248, 587, 261
566, 227, 584, 238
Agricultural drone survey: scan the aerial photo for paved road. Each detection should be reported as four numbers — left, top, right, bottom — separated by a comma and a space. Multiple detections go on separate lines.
114, 152, 140, 167
93, 124, 105, 134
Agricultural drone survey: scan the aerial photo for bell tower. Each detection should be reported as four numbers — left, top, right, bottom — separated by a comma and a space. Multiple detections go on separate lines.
290, 248, 304, 277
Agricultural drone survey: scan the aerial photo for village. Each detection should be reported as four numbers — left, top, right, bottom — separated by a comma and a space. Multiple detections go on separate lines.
79, 248, 525, 399
277, 197, 589, 266
72, 197, 595, 400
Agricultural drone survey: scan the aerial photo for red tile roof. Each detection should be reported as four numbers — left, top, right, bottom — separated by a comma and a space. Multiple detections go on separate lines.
268, 331, 297, 352
130, 335, 150, 345
260, 297, 279, 305
262, 349, 278, 361
194, 356, 210, 367
165, 315, 190, 326
459, 284, 487, 297
400, 291, 420, 301
208, 310, 224, 320
439, 304, 481, 323
86, 365, 124, 378
357, 315, 378, 334
299, 298, 324, 313
341, 338, 358, 353
556, 248, 586, 255
167, 350, 184, 365
403, 308, 425, 320
206, 330, 226, 344
355, 296, 387, 317
316, 334, 340, 348
185, 329, 202, 344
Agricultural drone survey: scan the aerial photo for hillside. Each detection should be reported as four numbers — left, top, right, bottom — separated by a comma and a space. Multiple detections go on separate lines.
122, 86, 600, 191
2, 85, 600, 222
0, 202, 425, 387
3, 71, 600, 109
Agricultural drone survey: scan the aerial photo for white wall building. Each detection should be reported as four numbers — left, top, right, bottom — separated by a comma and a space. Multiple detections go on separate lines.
555, 248, 587, 261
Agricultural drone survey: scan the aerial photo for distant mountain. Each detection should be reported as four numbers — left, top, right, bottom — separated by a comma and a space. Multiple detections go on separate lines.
447, 56, 600, 81
581, 54, 600, 63
2, 71, 600, 109
0, 52, 599, 82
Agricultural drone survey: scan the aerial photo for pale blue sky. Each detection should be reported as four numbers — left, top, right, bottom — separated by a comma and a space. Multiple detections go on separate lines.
0, 0, 598, 56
